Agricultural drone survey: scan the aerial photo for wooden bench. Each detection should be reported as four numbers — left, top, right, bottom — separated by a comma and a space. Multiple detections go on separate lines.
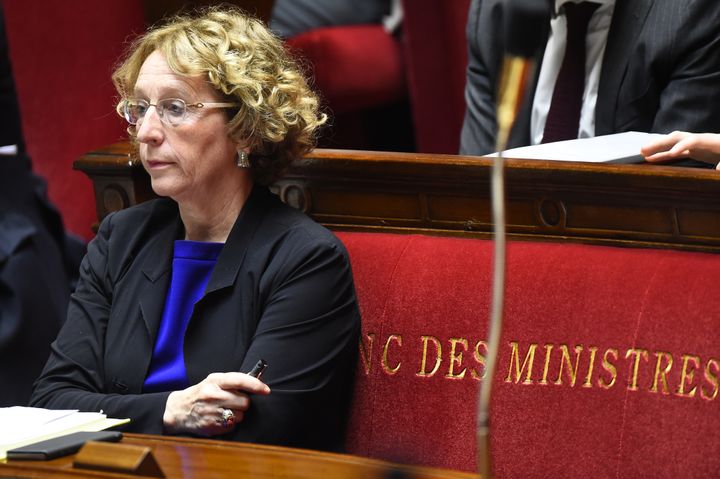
75, 145, 720, 476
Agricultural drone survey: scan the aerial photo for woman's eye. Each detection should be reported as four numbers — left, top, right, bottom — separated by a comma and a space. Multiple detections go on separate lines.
165, 100, 185, 117
126, 100, 147, 115
134, 103, 148, 115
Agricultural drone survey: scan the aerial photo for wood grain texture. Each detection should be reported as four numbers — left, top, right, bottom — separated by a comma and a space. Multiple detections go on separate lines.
74, 143, 720, 252
0, 433, 477, 478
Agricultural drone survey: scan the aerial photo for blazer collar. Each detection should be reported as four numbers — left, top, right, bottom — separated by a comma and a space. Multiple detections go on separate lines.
138, 200, 183, 342
136, 186, 273, 338
140, 200, 183, 283
596, 0, 654, 134
205, 184, 273, 294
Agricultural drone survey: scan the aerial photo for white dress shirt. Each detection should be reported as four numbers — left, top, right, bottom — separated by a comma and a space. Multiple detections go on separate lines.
530, 0, 616, 145
0, 145, 18, 155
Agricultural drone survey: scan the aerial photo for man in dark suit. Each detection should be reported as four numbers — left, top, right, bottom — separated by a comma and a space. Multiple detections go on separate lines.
0, 4, 82, 407
460, 0, 720, 156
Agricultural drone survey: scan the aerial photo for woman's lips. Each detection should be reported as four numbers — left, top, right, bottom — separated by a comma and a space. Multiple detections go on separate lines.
146, 160, 173, 169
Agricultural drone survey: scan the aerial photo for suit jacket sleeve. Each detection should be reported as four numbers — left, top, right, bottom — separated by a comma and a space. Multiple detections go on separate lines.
650, 0, 720, 134
229, 228, 360, 451
460, 0, 503, 156
30, 213, 171, 433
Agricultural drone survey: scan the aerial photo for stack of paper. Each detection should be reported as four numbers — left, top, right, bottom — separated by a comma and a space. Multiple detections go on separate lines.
0, 407, 129, 460
490, 131, 665, 163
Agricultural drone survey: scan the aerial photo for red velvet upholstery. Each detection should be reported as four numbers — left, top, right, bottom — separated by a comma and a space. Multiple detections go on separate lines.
401, 0, 471, 153
285, 24, 413, 152
339, 231, 720, 477
4, 1, 144, 239
287, 25, 406, 115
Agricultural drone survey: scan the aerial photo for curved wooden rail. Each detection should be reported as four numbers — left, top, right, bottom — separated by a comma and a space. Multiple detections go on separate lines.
75, 142, 720, 252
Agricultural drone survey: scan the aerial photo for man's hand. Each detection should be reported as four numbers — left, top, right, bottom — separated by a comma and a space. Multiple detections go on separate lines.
641, 131, 720, 169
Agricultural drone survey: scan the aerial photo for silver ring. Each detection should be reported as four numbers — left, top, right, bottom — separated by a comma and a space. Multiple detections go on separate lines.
221, 408, 235, 428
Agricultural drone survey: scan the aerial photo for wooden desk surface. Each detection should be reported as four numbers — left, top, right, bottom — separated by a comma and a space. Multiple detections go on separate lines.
0, 433, 478, 478
75, 143, 720, 252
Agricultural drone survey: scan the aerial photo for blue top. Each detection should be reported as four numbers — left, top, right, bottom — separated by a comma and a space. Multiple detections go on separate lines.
143, 240, 224, 393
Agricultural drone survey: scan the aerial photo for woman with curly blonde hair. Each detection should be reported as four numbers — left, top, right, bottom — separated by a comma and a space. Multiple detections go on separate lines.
31, 7, 360, 451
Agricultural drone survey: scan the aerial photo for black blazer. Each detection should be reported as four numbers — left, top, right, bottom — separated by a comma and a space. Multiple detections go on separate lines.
460, 0, 720, 155
31, 185, 361, 451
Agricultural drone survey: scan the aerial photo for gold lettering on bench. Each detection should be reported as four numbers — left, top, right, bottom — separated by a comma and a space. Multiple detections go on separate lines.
505, 342, 537, 385
598, 348, 618, 389
554, 344, 584, 387
359, 333, 376, 375
470, 340, 488, 380
417, 335, 442, 378
677, 354, 700, 398
582, 346, 598, 388
446, 338, 468, 379
626, 348, 649, 391
356, 333, 720, 402
539, 344, 554, 385
702, 359, 720, 401
651, 351, 673, 395
382, 334, 402, 375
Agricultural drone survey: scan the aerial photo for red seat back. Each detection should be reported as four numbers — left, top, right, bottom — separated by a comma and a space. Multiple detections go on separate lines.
340, 231, 720, 477
4, 1, 144, 239
401, 0, 471, 153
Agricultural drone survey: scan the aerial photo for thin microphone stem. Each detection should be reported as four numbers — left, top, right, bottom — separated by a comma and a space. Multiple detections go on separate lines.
475, 0, 548, 471
477, 150, 506, 479
477, 56, 527, 479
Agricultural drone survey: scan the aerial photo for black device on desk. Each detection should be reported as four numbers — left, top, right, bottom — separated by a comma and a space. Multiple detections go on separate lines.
7, 431, 123, 460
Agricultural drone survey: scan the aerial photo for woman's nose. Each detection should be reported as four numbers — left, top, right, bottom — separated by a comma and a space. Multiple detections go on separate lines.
135, 106, 164, 144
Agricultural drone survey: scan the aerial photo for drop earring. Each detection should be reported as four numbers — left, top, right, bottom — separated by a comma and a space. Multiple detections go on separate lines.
237, 150, 250, 168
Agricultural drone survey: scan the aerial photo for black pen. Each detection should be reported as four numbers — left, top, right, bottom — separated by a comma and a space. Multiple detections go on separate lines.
247, 358, 267, 379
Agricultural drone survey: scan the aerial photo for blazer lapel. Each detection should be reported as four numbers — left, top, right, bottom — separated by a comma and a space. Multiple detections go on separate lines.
204, 184, 272, 295
596, 0, 654, 134
138, 212, 182, 345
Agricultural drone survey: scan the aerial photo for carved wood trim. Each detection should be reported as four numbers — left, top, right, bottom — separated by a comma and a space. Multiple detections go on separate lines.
74, 143, 720, 252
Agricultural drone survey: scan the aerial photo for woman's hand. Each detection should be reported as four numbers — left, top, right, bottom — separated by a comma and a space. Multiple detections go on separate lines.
641, 131, 720, 169
163, 372, 271, 436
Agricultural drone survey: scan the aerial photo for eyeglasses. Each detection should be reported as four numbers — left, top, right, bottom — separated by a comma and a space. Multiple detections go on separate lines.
122, 98, 239, 126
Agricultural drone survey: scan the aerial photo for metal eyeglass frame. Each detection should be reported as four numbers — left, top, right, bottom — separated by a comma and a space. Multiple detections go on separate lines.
122, 98, 240, 126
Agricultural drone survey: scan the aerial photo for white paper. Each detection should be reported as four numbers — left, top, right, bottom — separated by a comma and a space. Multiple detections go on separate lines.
0, 406, 129, 459
0, 407, 77, 443
489, 131, 665, 163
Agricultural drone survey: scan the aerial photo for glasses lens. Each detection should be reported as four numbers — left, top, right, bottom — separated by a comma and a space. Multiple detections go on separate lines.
158, 99, 187, 125
124, 99, 148, 125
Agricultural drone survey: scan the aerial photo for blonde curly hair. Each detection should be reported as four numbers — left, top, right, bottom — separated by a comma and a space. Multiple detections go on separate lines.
112, 6, 326, 184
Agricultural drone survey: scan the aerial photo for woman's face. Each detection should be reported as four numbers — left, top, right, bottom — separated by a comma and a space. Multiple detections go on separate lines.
133, 50, 239, 203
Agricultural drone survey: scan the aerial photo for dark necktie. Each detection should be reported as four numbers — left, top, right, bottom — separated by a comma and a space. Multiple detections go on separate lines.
542, 2, 600, 143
